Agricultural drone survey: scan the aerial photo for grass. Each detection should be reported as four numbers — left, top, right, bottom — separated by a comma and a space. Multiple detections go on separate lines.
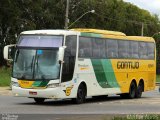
112, 114, 160, 120
0, 66, 11, 86
156, 75, 160, 82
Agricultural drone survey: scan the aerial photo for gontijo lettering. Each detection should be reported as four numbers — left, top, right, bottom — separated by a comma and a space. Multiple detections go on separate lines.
117, 61, 139, 69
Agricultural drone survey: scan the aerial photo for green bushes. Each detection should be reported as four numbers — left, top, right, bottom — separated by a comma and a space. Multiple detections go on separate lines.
0, 67, 11, 86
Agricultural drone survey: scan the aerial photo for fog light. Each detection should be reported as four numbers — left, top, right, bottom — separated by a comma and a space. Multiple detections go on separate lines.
15, 93, 19, 96
47, 83, 59, 88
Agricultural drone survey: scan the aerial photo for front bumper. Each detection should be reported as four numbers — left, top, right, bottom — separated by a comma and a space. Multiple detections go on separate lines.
12, 86, 66, 99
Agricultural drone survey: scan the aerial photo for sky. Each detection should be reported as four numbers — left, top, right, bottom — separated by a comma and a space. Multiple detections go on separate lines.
123, 0, 160, 17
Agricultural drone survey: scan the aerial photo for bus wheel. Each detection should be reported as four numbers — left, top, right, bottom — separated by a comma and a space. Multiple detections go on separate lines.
34, 98, 45, 104
128, 81, 137, 99
73, 84, 86, 104
135, 81, 144, 98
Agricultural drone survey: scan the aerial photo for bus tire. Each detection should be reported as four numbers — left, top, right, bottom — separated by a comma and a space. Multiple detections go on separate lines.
128, 81, 137, 99
34, 98, 45, 104
73, 83, 86, 104
135, 81, 144, 98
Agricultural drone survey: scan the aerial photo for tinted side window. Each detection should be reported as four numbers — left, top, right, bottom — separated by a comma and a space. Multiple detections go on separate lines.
107, 40, 118, 58
118, 40, 129, 58
147, 42, 155, 59
92, 38, 106, 58
65, 36, 77, 56
139, 42, 147, 59
62, 36, 77, 82
130, 41, 139, 59
79, 37, 92, 58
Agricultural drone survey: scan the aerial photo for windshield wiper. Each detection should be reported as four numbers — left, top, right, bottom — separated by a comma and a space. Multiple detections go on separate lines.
15, 50, 19, 62
20, 74, 26, 79
31, 56, 34, 72
35, 57, 47, 80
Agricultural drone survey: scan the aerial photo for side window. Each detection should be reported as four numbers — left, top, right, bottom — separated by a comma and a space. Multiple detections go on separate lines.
62, 35, 77, 82
107, 39, 118, 58
65, 36, 77, 56
147, 42, 155, 59
130, 41, 139, 59
92, 38, 106, 58
118, 40, 129, 58
139, 42, 147, 59
79, 37, 92, 58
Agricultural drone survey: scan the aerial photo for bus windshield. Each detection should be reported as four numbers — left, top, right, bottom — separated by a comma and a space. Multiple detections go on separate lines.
12, 35, 63, 80
13, 49, 60, 80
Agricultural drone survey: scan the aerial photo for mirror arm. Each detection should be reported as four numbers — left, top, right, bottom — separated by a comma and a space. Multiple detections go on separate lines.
59, 60, 64, 64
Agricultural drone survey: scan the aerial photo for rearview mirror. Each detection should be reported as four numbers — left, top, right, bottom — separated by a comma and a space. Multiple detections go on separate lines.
3, 44, 16, 61
58, 46, 66, 63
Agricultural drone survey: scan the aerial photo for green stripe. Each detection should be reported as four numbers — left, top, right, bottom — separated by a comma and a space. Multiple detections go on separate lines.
91, 59, 111, 88
32, 80, 49, 87
101, 59, 119, 87
91, 59, 119, 88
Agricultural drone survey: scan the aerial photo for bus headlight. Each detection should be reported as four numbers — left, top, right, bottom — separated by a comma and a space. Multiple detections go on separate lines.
47, 83, 60, 88
11, 81, 19, 87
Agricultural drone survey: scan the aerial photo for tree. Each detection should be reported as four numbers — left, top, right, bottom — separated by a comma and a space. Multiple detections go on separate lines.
0, 0, 160, 66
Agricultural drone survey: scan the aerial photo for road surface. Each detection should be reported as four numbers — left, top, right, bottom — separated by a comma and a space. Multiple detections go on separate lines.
0, 87, 160, 119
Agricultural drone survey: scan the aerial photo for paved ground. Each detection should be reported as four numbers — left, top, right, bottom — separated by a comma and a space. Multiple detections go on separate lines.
0, 87, 11, 96
0, 87, 160, 120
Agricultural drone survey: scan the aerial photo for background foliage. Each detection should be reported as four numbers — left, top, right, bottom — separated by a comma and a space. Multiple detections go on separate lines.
0, 0, 160, 66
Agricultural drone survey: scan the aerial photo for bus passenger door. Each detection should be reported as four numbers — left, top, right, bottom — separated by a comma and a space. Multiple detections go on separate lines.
61, 36, 77, 82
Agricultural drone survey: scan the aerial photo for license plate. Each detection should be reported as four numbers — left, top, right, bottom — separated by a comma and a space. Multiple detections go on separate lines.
29, 91, 37, 95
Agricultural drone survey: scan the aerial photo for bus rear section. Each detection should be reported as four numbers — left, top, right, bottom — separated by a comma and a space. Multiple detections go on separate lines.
75, 29, 156, 99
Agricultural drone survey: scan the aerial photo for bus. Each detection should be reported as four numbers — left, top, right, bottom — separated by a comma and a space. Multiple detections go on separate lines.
3, 29, 156, 104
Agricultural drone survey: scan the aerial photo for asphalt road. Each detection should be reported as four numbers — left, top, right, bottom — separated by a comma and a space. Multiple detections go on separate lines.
0, 88, 160, 119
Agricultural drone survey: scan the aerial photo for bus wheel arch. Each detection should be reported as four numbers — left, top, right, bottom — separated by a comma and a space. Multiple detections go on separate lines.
72, 82, 87, 104
135, 79, 144, 98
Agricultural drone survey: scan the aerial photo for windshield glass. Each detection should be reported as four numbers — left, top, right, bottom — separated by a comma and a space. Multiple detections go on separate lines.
13, 35, 63, 80
34, 49, 60, 79
13, 49, 60, 80
13, 49, 35, 79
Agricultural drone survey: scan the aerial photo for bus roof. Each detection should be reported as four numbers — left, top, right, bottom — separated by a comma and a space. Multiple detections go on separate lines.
71, 28, 126, 36
126, 36, 155, 42
20, 29, 155, 43
20, 30, 79, 36
71, 28, 154, 42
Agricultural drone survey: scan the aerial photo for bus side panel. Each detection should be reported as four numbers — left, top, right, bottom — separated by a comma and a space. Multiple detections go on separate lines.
111, 59, 132, 93
142, 60, 156, 91
76, 59, 121, 96
111, 59, 156, 93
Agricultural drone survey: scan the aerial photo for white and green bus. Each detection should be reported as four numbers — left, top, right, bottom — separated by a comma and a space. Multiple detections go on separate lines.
4, 29, 156, 104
